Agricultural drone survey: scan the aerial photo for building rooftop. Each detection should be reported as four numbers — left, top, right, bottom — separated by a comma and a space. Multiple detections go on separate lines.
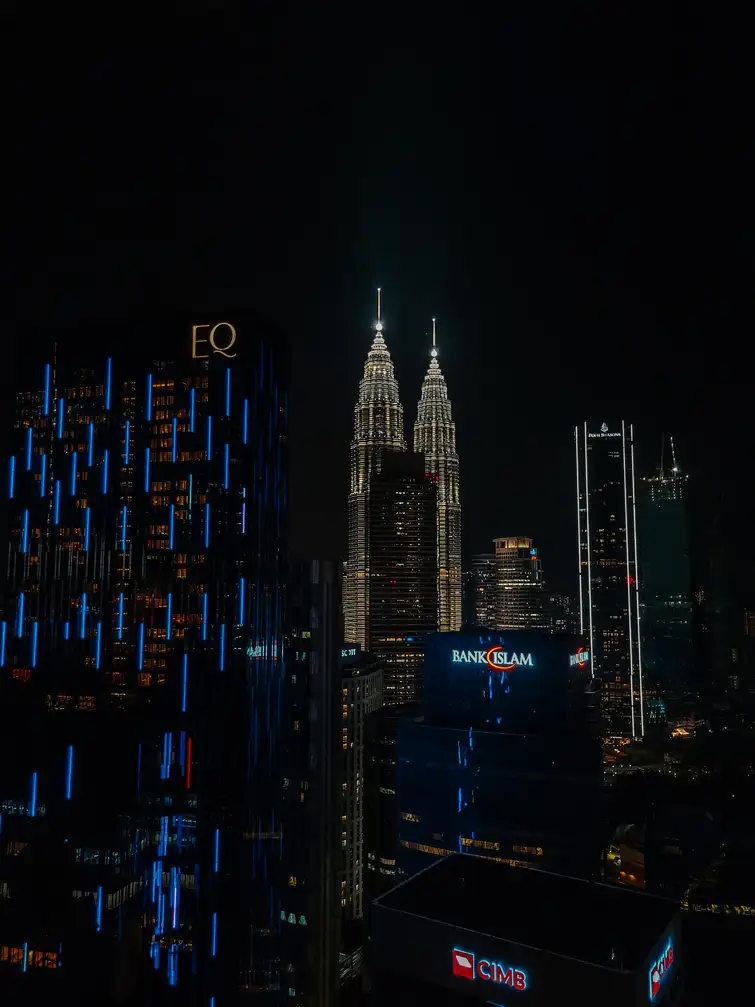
374, 853, 677, 972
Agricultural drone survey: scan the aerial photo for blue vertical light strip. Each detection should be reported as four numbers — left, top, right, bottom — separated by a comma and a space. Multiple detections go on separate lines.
95, 621, 102, 669
124, 420, 130, 464
104, 357, 112, 410
166, 593, 172, 640
87, 422, 94, 466
169, 504, 175, 549
181, 654, 188, 713
172, 416, 177, 462
8, 456, 15, 499
241, 501, 246, 534
238, 577, 245, 626
204, 503, 210, 548
70, 450, 77, 495
16, 592, 25, 637
63, 620, 70, 640
225, 367, 231, 416
31, 621, 38, 667
219, 624, 226, 671
214, 828, 220, 871
53, 480, 60, 524
0, 621, 6, 666
43, 363, 51, 415
25, 425, 33, 469
206, 415, 212, 460
39, 453, 47, 497
138, 622, 145, 670
211, 912, 217, 956
118, 592, 124, 639
101, 449, 109, 493
22, 941, 28, 973
223, 443, 229, 489
242, 398, 249, 444
20, 508, 29, 553
83, 507, 90, 551
29, 772, 38, 817
79, 593, 87, 639
189, 387, 196, 432
96, 885, 103, 931
56, 399, 64, 439
121, 505, 127, 552
202, 592, 208, 641
146, 373, 152, 421
144, 448, 150, 491
65, 745, 74, 799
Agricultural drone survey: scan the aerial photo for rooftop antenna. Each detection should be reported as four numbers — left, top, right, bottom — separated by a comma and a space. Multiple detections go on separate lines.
376, 288, 382, 331
431, 317, 438, 358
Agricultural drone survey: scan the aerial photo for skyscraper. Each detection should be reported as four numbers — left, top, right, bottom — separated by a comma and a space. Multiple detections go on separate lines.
493, 537, 548, 630
345, 291, 406, 649
576, 420, 643, 739
0, 315, 289, 1003
413, 319, 462, 632
368, 453, 438, 705
466, 553, 497, 627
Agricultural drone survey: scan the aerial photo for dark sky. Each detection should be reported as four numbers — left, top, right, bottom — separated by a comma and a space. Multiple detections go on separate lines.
3, 4, 751, 593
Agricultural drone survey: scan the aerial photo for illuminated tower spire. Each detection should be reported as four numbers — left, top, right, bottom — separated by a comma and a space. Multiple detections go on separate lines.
414, 318, 462, 632
345, 291, 407, 647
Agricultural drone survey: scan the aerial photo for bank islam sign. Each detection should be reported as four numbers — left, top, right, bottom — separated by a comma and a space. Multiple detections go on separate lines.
452, 948, 528, 991
451, 646, 533, 672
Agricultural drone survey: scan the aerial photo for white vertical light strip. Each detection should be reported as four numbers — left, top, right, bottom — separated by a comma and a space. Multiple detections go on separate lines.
575, 427, 585, 635
583, 423, 595, 672
630, 424, 645, 737
622, 420, 637, 739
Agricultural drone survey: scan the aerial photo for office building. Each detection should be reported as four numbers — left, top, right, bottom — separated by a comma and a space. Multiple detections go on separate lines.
395, 631, 602, 882
413, 319, 462, 633
576, 420, 644, 739
372, 853, 683, 1007
0, 315, 289, 1004
639, 436, 692, 723
466, 554, 496, 628
345, 292, 406, 650
368, 452, 438, 706
493, 537, 548, 630
549, 593, 577, 635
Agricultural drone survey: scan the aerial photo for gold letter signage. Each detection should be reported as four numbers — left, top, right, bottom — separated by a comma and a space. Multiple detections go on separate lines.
191, 322, 237, 359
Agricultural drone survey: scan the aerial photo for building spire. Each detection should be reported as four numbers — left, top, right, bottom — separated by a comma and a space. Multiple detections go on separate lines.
431, 317, 437, 354
376, 287, 382, 329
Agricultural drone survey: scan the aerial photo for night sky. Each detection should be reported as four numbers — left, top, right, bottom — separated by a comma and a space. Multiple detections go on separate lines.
3, 5, 750, 593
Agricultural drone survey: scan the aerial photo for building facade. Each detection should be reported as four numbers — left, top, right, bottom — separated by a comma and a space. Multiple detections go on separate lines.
576, 420, 644, 738
465, 554, 496, 628
368, 453, 438, 706
493, 537, 547, 630
345, 295, 406, 650
413, 321, 462, 633
0, 316, 290, 1003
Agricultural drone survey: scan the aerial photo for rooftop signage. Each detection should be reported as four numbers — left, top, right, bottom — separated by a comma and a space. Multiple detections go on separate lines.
569, 647, 590, 667
451, 647, 533, 672
452, 948, 527, 991
649, 941, 674, 1001
191, 322, 237, 359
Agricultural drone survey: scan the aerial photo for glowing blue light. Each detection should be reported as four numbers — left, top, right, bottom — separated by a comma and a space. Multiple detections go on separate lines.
53, 479, 60, 524
63, 620, 69, 640
95, 620, 102, 669
124, 419, 130, 465
39, 452, 47, 497
20, 508, 29, 553
43, 363, 51, 415
211, 912, 217, 956
79, 593, 87, 639
181, 654, 188, 713
104, 357, 112, 410
241, 501, 246, 534
121, 505, 127, 552
164, 593, 172, 641
202, 592, 208, 641
144, 447, 150, 491
172, 417, 177, 462
87, 422, 94, 466
238, 577, 245, 626
29, 771, 38, 818
83, 507, 90, 551
189, 387, 196, 432
138, 622, 144, 670
214, 828, 220, 871
204, 503, 210, 548
169, 504, 175, 549
223, 443, 229, 489
242, 398, 248, 444
65, 745, 74, 799
219, 623, 226, 671
96, 885, 103, 931
206, 415, 212, 460
23, 941, 28, 972
25, 425, 33, 468
8, 455, 15, 499
69, 449, 77, 495
56, 399, 64, 440
118, 592, 124, 639
458, 787, 462, 813
225, 367, 231, 416
0, 621, 6, 666
16, 592, 24, 637
146, 373, 152, 421
101, 449, 109, 493
31, 620, 38, 667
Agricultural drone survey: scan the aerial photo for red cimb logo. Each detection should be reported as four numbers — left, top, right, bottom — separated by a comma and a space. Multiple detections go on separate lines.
649, 942, 674, 999
452, 949, 475, 980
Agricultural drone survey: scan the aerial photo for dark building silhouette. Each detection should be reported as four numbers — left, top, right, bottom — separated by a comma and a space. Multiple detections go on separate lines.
368, 452, 437, 706
0, 315, 289, 1004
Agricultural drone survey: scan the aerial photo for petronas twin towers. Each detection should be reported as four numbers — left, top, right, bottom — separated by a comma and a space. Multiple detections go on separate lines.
345, 291, 462, 648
